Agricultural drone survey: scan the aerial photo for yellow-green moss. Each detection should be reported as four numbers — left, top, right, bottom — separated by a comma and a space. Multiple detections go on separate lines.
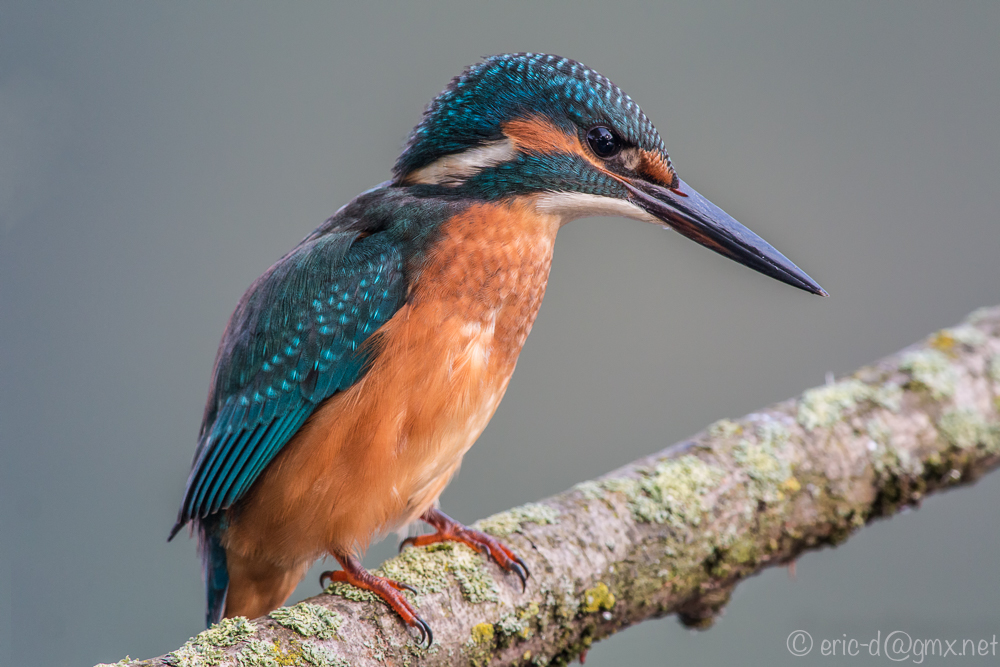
900, 349, 957, 400
474, 502, 560, 538
580, 582, 616, 613
269, 602, 342, 640
797, 379, 901, 431
470, 622, 495, 645
938, 408, 1000, 452
465, 622, 496, 667
326, 541, 498, 605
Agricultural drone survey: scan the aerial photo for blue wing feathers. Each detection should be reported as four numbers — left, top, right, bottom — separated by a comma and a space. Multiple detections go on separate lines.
170, 228, 409, 537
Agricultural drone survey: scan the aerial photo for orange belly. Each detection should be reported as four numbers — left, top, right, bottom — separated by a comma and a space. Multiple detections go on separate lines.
224, 198, 561, 569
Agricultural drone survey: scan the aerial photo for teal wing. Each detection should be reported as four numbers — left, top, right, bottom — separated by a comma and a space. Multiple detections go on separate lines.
170, 230, 407, 537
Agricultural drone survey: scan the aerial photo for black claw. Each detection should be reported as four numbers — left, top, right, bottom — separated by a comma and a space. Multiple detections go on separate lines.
514, 555, 531, 581
399, 536, 417, 552
509, 561, 529, 592
413, 617, 433, 648
396, 581, 419, 594
319, 570, 335, 587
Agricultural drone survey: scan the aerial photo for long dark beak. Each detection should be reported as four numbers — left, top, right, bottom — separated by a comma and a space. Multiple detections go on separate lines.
623, 178, 827, 296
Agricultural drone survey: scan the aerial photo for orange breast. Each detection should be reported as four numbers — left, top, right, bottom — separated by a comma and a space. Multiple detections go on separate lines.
226, 197, 561, 565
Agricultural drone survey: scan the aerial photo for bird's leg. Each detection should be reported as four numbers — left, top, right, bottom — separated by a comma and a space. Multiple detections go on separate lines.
400, 508, 530, 590
320, 553, 432, 647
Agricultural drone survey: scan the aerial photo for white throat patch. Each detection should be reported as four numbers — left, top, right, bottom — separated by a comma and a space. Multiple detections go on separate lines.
534, 191, 661, 226
405, 139, 517, 187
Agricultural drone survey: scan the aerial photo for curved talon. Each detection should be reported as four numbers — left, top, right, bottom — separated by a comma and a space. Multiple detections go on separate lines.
319, 570, 336, 587
410, 508, 532, 593
395, 580, 419, 594
414, 617, 434, 648
509, 560, 529, 591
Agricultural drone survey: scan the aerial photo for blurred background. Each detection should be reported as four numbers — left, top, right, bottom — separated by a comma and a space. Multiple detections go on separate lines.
1, 2, 998, 665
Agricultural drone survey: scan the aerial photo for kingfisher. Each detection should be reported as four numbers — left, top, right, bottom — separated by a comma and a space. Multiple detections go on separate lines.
169, 53, 825, 645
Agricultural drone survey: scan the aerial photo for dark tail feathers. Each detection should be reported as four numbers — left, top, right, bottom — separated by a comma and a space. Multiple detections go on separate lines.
197, 517, 229, 627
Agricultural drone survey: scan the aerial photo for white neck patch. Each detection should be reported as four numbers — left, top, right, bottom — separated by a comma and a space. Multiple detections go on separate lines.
405, 139, 517, 187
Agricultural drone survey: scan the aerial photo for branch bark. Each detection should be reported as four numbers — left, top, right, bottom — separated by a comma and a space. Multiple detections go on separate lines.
106, 306, 1000, 667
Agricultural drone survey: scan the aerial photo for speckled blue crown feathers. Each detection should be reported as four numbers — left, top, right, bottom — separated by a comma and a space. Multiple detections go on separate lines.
393, 53, 668, 178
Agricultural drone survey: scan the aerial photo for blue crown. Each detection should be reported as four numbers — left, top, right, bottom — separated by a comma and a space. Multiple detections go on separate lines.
394, 53, 668, 178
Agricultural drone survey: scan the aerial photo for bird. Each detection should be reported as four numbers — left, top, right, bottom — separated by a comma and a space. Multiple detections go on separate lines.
169, 52, 825, 645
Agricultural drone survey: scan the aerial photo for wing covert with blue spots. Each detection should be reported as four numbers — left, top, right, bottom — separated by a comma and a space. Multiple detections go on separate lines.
173, 215, 410, 533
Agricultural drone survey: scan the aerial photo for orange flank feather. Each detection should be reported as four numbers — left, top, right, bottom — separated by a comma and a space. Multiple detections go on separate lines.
219, 198, 561, 620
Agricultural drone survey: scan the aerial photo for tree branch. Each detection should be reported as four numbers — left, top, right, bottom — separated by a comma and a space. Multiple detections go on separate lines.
104, 306, 1000, 667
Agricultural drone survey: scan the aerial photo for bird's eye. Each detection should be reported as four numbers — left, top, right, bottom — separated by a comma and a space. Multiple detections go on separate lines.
586, 126, 621, 158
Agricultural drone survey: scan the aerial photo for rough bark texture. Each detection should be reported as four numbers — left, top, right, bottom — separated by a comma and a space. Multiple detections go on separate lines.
103, 306, 1000, 667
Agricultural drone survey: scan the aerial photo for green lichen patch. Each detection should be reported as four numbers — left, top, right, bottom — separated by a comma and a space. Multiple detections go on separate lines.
900, 349, 957, 400
323, 581, 379, 603
572, 479, 605, 501
733, 424, 793, 504
474, 502, 560, 538
269, 602, 342, 640
299, 642, 349, 667
708, 418, 743, 439
379, 541, 498, 603
580, 582, 616, 613
95, 658, 132, 667
950, 325, 986, 348
938, 408, 1000, 452
988, 354, 1000, 385
601, 455, 724, 527
234, 638, 286, 667
932, 325, 987, 354
495, 601, 540, 642
168, 617, 259, 667
755, 420, 790, 448
168, 641, 224, 667
797, 379, 901, 431
967, 307, 995, 325
201, 617, 258, 647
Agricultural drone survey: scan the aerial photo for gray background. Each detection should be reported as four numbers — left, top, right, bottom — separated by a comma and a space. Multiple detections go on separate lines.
1, 2, 998, 666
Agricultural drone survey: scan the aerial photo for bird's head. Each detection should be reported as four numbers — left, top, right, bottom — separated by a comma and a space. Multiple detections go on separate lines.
394, 53, 825, 295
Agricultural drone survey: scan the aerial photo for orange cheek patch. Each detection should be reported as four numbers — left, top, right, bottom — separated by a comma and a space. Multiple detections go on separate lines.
637, 149, 677, 187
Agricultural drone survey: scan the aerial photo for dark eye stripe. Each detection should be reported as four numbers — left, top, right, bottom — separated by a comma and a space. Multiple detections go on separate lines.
586, 126, 621, 158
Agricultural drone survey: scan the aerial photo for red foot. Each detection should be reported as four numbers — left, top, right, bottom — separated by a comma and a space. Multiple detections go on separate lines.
400, 508, 530, 590
320, 554, 432, 647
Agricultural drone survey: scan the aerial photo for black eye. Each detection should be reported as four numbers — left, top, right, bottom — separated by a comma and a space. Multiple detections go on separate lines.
586, 126, 621, 158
